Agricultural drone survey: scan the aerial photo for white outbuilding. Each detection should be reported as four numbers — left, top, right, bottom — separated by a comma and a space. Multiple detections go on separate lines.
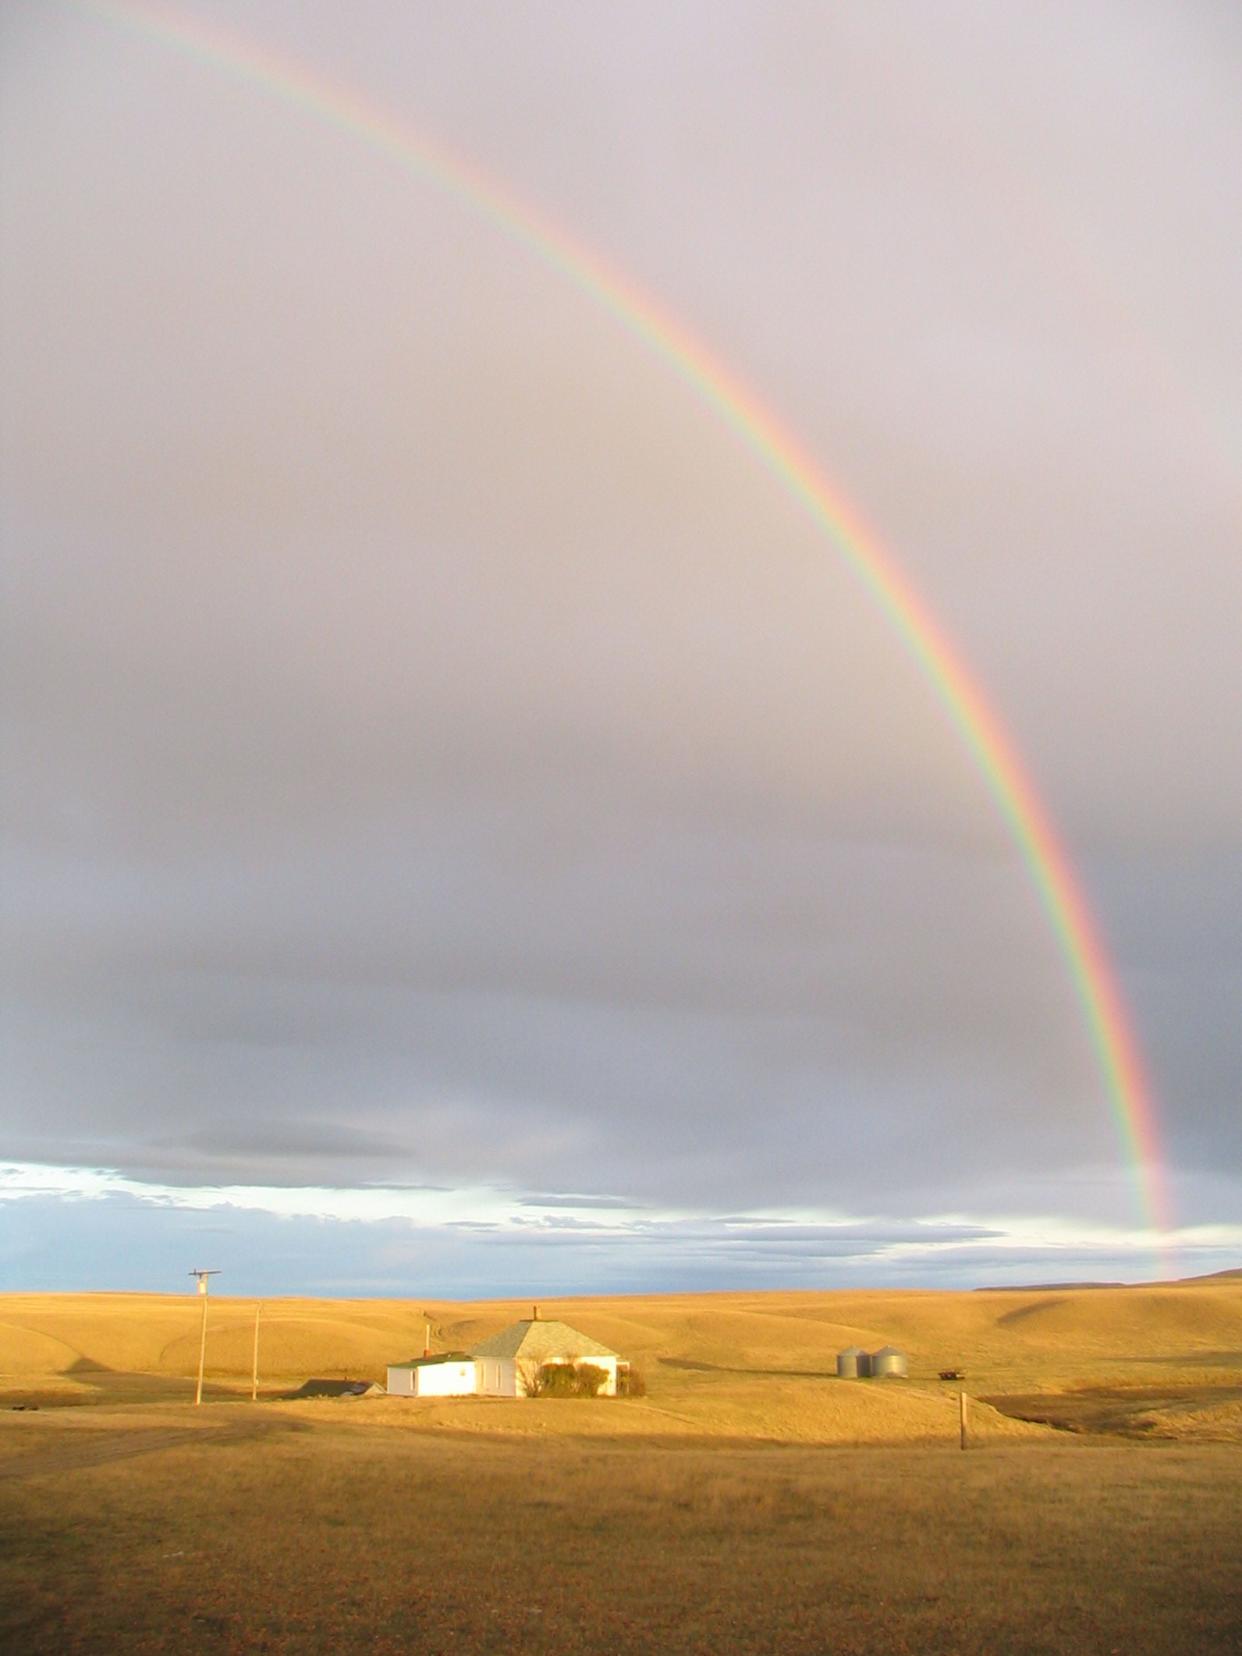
385, 1352, 481, 1397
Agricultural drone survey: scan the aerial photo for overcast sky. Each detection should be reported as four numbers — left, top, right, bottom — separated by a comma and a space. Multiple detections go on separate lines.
2, 1, 1239, 1296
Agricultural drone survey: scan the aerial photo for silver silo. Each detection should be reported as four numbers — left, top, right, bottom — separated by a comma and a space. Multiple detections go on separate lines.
836, 1345, 871, 1379
870, 1344, 908, 1378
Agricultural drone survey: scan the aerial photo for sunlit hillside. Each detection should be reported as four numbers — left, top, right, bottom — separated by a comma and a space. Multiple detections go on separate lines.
2, 1279, 1239, 1445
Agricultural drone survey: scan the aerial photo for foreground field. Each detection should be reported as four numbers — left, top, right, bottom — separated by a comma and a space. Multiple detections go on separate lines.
2, 1405, 1239, 1655
1, 1283, 1239, 1651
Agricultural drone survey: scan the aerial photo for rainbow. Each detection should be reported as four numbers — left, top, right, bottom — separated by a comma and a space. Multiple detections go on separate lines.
70, 0, 1173, 1250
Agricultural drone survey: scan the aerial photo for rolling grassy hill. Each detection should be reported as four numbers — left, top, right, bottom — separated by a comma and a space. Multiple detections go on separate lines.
1, 1279, 1238, 1443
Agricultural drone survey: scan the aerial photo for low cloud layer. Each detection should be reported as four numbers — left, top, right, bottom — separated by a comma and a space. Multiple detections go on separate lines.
2, 3, 1239, 1289
5, 1180, 1238, 1297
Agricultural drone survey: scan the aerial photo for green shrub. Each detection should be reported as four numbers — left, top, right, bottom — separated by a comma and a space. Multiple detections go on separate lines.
522, 1362, 609, 1398
539, 1364, 581, 1397
573, 1364, 608, 1398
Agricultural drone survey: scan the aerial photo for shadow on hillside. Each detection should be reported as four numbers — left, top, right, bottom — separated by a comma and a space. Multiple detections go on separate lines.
61, 1360, 229, 1400
1122, 1350, 1242, 1369
995, 1298, 1068, 1326
82, 1371, 206, 1400
985, 1382, 1242, 1438
4, 1371, 237, 1408
659, 1358, 838, 1380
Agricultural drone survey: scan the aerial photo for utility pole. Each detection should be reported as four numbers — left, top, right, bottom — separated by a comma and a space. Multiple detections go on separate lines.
251, 1301, 262, 1403
189, 1270, 220, 1406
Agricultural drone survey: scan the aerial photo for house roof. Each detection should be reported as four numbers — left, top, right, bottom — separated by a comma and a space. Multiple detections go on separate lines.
387, 1351, 477, 1370
292, 1378, 382, 1397
471, 1318, 618, 1363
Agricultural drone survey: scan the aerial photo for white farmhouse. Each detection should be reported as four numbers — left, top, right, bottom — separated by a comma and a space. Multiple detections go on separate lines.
473, 1316, 622, 1397
385, 1315, 623, 1399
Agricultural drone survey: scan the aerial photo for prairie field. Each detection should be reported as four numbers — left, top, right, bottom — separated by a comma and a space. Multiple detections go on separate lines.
1, 1281, 1239, 1653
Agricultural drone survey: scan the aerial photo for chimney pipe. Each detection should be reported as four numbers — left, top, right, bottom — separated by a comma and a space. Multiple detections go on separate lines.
532, 1303, 539, 1321
423, 1319, 431, 1357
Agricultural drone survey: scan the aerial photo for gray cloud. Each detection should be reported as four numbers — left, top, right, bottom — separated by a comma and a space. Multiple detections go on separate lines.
2, 2, 1239, 1275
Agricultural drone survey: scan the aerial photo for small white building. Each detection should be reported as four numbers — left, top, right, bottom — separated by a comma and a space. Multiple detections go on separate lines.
385, 1316, 624, 1399
385, 1353, 480, 1397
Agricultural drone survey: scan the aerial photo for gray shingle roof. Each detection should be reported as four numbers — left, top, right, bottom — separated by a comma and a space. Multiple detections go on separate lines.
471, 1318, 618, 1362
387, 1352, 477, 1370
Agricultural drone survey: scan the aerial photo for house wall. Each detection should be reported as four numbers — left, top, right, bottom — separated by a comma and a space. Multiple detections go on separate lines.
574, 1355, 619, 1396
475, 1358, 517, 1397
413, 1361, 479, 1397
386, 1361, 479, 1397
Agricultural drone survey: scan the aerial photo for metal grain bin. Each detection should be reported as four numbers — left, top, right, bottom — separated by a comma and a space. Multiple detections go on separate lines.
836, 1345, 871, 1379
870, 1344, 908, 1378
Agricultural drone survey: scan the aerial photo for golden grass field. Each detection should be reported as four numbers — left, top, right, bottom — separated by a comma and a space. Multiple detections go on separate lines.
2, 1280, 1239, 1652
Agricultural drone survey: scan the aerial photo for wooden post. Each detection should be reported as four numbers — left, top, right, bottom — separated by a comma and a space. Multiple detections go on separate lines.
959, 1389, 968, 1450
195, 1284, 209, 1407
188, 1269, 219, 1406
251, 1302, 262, 1403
